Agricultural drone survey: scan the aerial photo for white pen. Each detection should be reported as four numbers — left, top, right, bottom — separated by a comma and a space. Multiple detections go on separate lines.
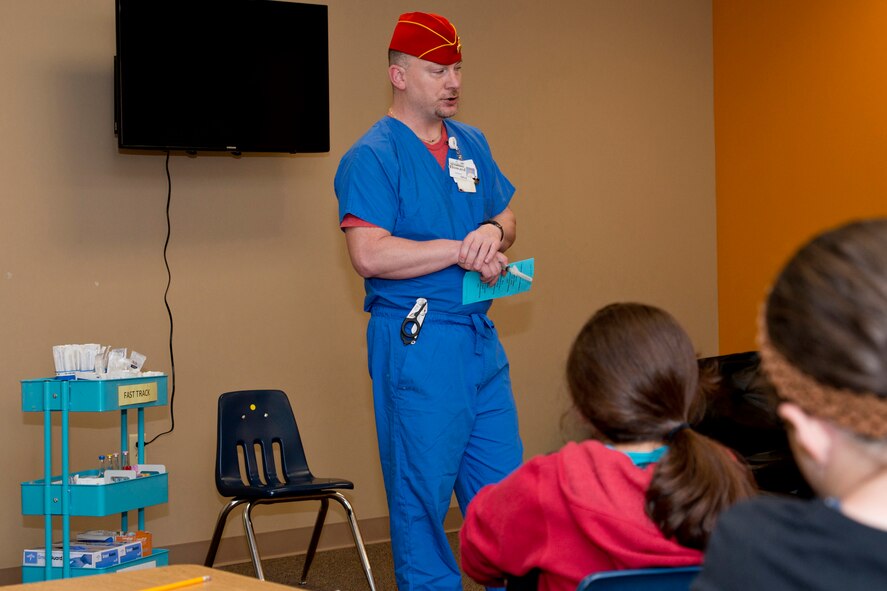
506, 265, 533, 283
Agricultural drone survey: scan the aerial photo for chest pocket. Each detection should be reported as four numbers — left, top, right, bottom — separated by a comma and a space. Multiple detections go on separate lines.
396, 155, 485, 241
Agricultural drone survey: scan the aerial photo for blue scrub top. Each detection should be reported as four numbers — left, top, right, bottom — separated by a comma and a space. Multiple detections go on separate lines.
335, 117, 515, 315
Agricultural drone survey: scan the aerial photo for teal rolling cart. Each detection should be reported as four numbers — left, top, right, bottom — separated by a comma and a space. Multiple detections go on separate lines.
20, 376, 171, 582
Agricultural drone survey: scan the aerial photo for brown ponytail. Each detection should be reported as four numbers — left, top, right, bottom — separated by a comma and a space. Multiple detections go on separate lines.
646, 427, 756, 549
567, 303, 756, 550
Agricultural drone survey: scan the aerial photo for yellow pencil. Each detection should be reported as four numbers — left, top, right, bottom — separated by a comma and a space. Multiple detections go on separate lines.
139, 574, 211, 591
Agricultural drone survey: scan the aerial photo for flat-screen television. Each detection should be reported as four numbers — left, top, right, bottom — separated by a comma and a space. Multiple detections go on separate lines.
115, 0, 329, 154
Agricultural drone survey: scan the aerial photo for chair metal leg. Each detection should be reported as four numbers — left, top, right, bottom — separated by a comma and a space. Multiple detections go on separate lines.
204, 498, 249, 567
242, 500, 265, 580
330, 491, 377, 591
299, 497, 329, 585
215, 493, 375, 590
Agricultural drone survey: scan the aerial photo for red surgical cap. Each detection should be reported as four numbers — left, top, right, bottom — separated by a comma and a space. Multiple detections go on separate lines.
388, 12, 462, 65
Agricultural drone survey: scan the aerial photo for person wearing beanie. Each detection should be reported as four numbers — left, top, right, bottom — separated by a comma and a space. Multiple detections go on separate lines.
333, 12, 524, 591
693, 218, 887, 591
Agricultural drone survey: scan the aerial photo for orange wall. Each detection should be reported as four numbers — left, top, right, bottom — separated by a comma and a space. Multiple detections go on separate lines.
714, 0, 887, 353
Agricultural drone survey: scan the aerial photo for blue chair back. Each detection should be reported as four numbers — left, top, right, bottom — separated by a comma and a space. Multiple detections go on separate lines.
215, 389, 312, 494
577, 566, 701, 591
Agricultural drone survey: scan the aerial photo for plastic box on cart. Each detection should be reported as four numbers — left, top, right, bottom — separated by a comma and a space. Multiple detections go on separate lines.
23, 540, 142, 569
20, 549, 168, 582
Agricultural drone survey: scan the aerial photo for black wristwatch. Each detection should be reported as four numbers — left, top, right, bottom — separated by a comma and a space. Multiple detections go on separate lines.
479, 219, 504, 241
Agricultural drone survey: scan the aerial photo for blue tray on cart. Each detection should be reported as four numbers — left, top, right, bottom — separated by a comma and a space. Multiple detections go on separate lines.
21, 375, 168, 412
21, 471, 168, 516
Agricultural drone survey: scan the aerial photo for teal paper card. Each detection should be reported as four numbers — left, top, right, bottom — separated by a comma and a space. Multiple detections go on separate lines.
462, 257, 535, 304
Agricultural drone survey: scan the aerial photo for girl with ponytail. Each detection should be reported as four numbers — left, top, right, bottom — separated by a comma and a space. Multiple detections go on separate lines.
460, 303, 756, 591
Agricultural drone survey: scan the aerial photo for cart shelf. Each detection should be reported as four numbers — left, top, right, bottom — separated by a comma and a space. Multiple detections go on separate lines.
22, 471, 168, 516
22, 375, 168, 412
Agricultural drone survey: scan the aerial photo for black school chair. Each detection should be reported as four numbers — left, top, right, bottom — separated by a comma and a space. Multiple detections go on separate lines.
506, 570, 540, 590
577, 566, 701, 590
203, 389, 376, 590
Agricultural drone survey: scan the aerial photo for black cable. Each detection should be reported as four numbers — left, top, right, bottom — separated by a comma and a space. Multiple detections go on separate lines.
146, 150, 176, 446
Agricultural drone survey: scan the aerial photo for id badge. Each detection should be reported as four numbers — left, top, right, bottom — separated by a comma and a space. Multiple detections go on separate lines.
448, 158, 467, 179
449, 158, 478, 193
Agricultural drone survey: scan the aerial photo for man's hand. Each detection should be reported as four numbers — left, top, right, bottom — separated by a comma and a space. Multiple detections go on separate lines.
467, 251, 508, 286
458, 224, 502, 272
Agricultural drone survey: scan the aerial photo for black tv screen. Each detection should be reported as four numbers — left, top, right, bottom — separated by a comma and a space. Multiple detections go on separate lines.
115, 0, 329, 154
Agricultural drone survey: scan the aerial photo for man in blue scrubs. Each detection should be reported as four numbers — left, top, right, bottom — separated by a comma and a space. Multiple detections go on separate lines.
334, 12, 524, 591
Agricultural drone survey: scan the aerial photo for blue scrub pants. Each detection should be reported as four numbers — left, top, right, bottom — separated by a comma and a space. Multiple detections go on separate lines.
367, 307, 523, 591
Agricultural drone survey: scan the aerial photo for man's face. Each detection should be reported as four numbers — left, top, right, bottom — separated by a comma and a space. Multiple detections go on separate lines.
402, 57, 462, 120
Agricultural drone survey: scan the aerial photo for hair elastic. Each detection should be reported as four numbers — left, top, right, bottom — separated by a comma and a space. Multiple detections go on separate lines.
664, 422, 691, 442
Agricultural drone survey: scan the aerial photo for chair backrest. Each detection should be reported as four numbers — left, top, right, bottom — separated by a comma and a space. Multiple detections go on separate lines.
695, 351, 812, 497
215, 389, 312, 494
577, 566, 701, 591
505, 570, 539, 591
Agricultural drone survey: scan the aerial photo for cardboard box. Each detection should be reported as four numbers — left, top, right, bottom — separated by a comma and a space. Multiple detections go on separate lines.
23, 540, 142, 569
74, 530, 152, 556
115, 530, 152, 556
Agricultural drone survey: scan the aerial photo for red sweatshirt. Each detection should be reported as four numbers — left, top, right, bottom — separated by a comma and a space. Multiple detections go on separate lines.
459, 440, 702, 591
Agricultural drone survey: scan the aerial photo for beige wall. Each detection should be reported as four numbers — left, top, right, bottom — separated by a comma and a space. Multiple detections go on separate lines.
0, 0, 716, 577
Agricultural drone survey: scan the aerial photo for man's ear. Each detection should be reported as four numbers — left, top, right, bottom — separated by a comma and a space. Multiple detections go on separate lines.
778, 402, 834, 465
388, 64, 407, 90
